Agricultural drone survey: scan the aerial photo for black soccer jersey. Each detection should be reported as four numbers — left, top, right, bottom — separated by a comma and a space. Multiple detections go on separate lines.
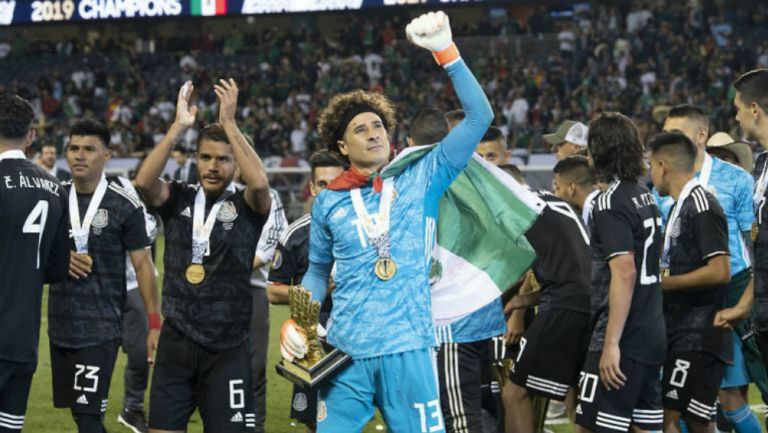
0, 150, 69, 363
754, 152, 768, 333
588, 180, 666, 365
48, 179, 150, 349
663, 185, 731, 362
268, 213, 332, 325
157, 181, 267, 351
269, 214, 310, 286
524, 191, 591, 314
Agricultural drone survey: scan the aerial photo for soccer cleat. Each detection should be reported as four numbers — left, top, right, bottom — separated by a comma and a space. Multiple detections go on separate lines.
117, 409, 148, 433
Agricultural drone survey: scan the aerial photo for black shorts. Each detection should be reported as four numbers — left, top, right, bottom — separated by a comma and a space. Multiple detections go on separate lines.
50, 340, 119, 415
436, 336, 505, 433
575, 352, 663, 433
508, 308, 590, 401
148, 322, 255, 433
662, 352, 724, 425
0, 359, 36, 432
290, 385, 318, 425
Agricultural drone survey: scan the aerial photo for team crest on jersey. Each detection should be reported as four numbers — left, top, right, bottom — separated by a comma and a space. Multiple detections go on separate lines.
670, 219, 681, 239
292, 392, 308, 412
217, 201, 238, 223
317, 400, 327, 422
91, 209, 109, 233
272, 250, 283, 269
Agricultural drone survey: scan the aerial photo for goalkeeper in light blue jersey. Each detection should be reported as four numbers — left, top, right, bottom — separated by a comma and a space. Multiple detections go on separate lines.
279, 11, 493, 433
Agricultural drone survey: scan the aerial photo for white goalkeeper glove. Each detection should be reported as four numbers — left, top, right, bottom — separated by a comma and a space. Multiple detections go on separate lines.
280, 319, 307, 363
406, 11, 453, 52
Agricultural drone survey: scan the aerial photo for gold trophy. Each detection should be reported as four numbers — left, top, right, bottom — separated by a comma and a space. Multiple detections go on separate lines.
275, 285, 350, 389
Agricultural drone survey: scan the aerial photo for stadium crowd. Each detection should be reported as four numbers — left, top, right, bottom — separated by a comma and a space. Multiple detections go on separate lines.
1, 1, 767, 164
7, 3, 768, 433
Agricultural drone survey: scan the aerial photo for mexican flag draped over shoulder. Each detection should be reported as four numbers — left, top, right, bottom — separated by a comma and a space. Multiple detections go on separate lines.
381, 145, 546, 325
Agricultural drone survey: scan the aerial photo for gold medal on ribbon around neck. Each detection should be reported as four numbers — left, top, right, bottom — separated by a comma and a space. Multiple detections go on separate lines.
660, 268, 670, 278
186, 264, 205, 284
752, 221, 760, 243
375, 258, 397, 281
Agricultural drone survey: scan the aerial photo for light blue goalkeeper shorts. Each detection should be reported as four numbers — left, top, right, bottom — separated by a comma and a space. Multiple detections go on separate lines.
317, 347, 445, 433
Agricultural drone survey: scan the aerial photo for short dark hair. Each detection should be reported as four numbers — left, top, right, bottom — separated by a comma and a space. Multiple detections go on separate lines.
734, 69, 768, 111
588, 112, 646, 182
648, 131, 697, 172
665, 104, 709, 128
198, 123, 230, 150
481, 126, 505, 143
172, 145, 188, 154
553, 155, 594, 188
69, 118, 110, 148
409, 108, 449, 146
0, 93, 34, 140
309, 149, 346, 181
41, 142, 57, 150
445, 109, 465, 125
499, 164, 525, 184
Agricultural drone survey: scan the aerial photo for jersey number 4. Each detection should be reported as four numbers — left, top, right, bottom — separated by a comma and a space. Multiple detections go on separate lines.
23, 200, 49, 269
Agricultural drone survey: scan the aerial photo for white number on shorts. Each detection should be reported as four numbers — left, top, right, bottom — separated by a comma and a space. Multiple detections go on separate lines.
413, 399, 444, 433
23, 200, 49, 269
669, 359, 691, 388
516, 337, 528, 363
229, 379, 245, 409
73, 364, 100, 393
578, 372, 598, 403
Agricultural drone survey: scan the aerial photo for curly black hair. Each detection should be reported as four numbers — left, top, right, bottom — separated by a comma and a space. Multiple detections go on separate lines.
588, 112, 646, 183
317, 90, 397, 156
0, 93, 34, 140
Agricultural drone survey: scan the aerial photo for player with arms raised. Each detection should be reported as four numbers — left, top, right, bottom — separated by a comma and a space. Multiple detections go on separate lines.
280, 11, 493, 433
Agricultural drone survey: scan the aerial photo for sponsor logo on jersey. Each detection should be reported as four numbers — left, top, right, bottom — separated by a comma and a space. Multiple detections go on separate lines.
317, 400, 327, 422
666, 389, 678, 400
76, 394, 89, 405
230, 412, 243, 423
91, 209, 109, 229
333, 207, 347, 220
217, 201, 238, 223
293, 392, 308, 412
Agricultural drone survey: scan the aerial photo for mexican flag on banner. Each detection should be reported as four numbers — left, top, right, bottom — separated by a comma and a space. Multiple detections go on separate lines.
191, 0, 227, 16
380, 145, 545, 324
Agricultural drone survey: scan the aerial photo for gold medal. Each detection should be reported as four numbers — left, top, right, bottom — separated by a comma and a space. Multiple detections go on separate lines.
375, 258, 397, 281
660, 268, 670, 278
752, 221, 760, 242
186, 264, 205, 284
77, 253, 93, 267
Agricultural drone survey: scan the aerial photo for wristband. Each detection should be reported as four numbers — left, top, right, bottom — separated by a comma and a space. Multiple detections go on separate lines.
148, 312, 162, 330
432, 43, 460, 66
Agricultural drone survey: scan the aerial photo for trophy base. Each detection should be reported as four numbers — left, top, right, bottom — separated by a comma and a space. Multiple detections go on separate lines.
276, 348, 351, 390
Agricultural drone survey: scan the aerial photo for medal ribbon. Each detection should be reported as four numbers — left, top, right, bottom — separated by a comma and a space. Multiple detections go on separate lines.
191, 183, 235, 264
350, 178, 395, 260
69, 174, 109, 254
755, 157, 768, 224
662, 179, 700, 269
